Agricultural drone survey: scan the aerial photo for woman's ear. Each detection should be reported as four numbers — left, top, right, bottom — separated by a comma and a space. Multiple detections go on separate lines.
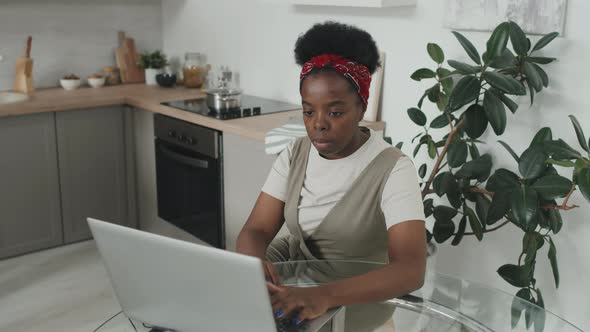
358, 105, 367, 122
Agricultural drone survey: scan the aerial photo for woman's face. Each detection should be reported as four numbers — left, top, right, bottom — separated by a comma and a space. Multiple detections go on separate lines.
300, 71, 366, 159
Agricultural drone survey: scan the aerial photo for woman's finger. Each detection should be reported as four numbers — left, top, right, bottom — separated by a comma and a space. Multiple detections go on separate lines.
267, 263, 281, 285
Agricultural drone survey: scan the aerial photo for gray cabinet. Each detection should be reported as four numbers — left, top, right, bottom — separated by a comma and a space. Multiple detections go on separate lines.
0, 113, 63, 259
56, 106, 136, 243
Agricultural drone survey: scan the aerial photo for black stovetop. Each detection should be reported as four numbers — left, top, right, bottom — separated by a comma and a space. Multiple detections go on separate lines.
162, 95, 301, 120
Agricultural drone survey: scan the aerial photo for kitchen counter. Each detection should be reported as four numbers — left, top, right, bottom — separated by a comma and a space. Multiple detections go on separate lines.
0, 84, 385, 141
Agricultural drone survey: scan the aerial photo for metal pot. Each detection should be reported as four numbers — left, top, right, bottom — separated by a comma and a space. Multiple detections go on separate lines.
206, 88, 242, 111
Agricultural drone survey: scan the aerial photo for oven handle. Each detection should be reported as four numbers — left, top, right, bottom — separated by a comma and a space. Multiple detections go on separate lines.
158, 143, 209, 169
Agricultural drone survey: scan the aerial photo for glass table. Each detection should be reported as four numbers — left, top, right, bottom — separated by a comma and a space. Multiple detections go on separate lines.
95, 260, 582, 332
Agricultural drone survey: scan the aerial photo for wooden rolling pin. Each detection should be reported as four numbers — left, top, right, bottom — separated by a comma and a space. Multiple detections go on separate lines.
13, 36, 35, 95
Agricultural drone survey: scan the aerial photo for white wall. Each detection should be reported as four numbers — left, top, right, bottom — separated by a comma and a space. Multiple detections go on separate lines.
162, 0, 590, 329
0, 0, 162, 89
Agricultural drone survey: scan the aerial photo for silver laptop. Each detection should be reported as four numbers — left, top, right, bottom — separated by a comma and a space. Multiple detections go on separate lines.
87, 218, 342, 332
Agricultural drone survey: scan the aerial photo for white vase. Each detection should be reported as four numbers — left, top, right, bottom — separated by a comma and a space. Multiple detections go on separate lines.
145, 68, 162, 86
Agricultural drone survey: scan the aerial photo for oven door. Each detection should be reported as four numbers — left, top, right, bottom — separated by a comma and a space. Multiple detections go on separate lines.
155, 138, 224, 248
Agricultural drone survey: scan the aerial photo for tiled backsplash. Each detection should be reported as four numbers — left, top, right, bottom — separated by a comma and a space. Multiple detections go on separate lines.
0, 0, 162, 90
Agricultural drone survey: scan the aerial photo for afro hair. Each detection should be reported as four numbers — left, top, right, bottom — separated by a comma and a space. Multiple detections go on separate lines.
294, 21, 380, 74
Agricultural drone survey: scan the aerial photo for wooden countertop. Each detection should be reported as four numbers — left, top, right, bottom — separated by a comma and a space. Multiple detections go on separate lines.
0, 84, 385, 141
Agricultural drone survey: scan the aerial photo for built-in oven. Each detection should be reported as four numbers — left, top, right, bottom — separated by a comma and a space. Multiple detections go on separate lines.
154, 114, 224, 248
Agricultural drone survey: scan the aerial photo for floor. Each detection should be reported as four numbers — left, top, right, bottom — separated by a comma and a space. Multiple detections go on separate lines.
0, 240, 121, 332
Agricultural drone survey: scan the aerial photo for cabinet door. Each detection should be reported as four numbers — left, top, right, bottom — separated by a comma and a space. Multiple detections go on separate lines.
223, 133, 278, 251
56, 107, 133, 243
0, 113, 63, 259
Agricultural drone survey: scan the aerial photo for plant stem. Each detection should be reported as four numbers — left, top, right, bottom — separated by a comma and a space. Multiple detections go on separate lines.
461, 219, 510, 236
469, 186, 495, 197
542, 183, 579, 210
422, 119, 465, 198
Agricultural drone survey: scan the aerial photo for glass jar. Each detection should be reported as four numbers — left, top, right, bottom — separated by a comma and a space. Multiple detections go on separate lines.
183, 52, 207, 88
102, 66, 120, 85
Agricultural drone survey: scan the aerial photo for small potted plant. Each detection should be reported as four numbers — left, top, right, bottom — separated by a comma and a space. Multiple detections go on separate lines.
138, 50, 168, 86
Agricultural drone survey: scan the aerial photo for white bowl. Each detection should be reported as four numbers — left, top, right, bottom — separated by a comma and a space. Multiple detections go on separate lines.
88, 77, 105, 88
60, 79, 81, 90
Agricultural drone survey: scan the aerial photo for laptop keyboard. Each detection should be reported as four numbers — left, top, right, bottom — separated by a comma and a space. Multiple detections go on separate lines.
275, 317, 308, 332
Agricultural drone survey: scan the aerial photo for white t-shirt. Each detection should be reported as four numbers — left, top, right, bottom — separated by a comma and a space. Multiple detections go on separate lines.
261, 129, 425, 237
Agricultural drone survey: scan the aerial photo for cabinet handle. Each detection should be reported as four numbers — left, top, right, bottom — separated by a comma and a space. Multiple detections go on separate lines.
158, 144, 209, 169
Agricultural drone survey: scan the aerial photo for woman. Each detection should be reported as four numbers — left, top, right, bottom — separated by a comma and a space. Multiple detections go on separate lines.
236, 21, 426, 324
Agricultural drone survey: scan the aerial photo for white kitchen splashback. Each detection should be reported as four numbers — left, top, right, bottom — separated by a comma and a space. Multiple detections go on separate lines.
0, 0, 162, 90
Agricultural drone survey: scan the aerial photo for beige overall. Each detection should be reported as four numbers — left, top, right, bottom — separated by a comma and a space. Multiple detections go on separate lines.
266, 132, 404, 331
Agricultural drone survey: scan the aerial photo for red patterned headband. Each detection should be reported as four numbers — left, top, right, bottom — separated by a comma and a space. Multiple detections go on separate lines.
300, 54, 371, 107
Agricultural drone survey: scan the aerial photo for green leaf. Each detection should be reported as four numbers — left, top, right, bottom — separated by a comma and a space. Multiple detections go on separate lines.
498, 140, 520, 163
499, 93, 519, 114
465, 204, 483, 241
433, 172, 456, 196
411, 68, 436, 81
486, 22, 511, 63
447, 60, 480, 74
487, 192, 511, 225
511, 185, 539, 230
451, 216, 467, 246
524, 62, 543, 92
447, 141, 468, 168
447, 76, 481, 111
530, 63, 549, 88
528, 80, 536, 106
578, 168, 590, 203
456, 154, 493, 182
433, 218, 455, 244
548, 238, 560, 288
434, 205, 458, 221
546, 159, 574, 167
486, 168, 521, 193
531, 175, 573, 200
427, 43, 445, 64
428, 139, 437, 159
534, 289, 546, 332
498, 264, 530, 288
548, 208, 563, 234
544, 139, 582, 160
469, 142, 481, 159
407, 107, 427, 126
519, 146, 549, 179
395, 141, 403, 149
418, 164, 427, 178
512, 288, 532, 328
482, 71, 526, 95
452, 31, 481, 65
413, 141, 423, 158
569, 115, 589, 152
430, 114, 450, 129
509, 21, 528, 56
418, 91, 428, 109
464, 104, 488, 139
531, 127, 553, 147
487, 49, 517, 68
428, 84, 441, 103
475, 194, 491, 225
483, 90, 507, 135
423, 198, 434, 218
527, 56, 556, 65
433, 206, 457, 243
532, 32, 559, 52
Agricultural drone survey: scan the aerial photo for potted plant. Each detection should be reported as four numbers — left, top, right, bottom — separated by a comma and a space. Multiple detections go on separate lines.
138, 50, 168, 86
392, 21, 590, 330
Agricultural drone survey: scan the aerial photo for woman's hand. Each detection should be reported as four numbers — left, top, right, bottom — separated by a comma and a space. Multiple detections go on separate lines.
267, 283, 333, 324
263, 260, 281, 285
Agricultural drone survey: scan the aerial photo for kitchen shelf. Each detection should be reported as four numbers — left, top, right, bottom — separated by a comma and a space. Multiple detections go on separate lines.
290, 0, 416, 7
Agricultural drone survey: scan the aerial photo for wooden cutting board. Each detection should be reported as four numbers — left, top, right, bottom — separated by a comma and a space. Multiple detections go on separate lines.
115, 31, 144, 83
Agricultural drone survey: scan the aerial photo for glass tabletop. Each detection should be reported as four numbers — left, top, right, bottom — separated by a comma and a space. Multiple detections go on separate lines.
95, 260, 581, 332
